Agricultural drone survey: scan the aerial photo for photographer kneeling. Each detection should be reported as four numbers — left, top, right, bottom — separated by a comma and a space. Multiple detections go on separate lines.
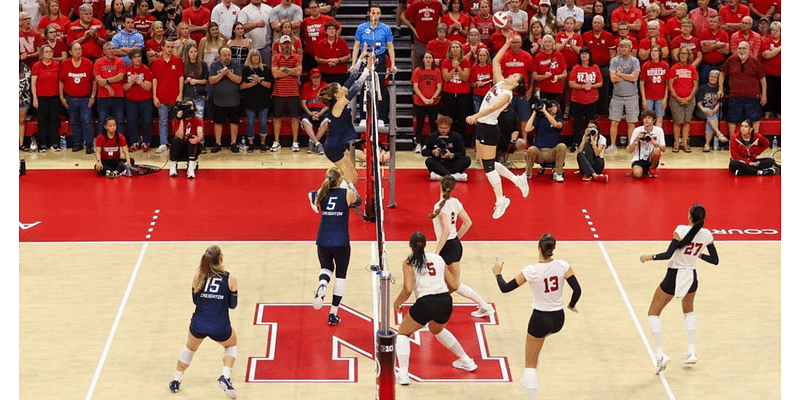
576, 120, 609, 182
524, 99, 566, 182
422, 115, 471, 181
169, 100, 204, 179
628, 109, 666, 179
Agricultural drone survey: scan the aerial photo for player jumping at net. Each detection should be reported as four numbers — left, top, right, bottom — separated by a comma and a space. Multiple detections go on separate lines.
169, 245, 239, 399
465, 34, 529, 219
393, 231, 478, 385
308, 167, 361, 325
430, 175, 495, 318
493, 234, 581, 400
639, 203, 718, 374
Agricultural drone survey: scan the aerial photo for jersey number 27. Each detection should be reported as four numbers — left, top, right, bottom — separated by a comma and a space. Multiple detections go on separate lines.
683, 242, 703, 256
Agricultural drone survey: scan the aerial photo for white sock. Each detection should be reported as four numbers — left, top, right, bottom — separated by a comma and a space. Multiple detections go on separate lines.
684, 312, 697, 352
486, 170, 503, 203
435, 329, 467, 359
222, 366, 232, 379
396, 334, 411, 373
188, 160, 195, 172
456, 284, 489, 309
648, 315, 664, 354
522, 368, 538, 400
494, 162, 517, 181
173, 370, 183, 382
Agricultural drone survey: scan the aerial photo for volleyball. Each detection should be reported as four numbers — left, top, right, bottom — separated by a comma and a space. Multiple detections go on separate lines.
492, 11, 509, 29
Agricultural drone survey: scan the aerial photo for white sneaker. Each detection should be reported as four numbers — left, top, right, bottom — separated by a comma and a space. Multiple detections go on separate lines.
292, 141, 300, 152
169, 163, 178, 177
187, 167, 195, 179
312, 283, 327, 310
515, 174, 529, 197
414, 143, 422, 153
655, 353, 670, 374
452, 358, 478, 372
683, 351, 697, 365
271, 142, 281, 152
470, 305, 495, 318
316, 142, 324, 155
454, 172, 468, 182
396, 371, 410, 386
604, 145, 617, 154
156, 144, 167, 153
553, 173, 564, 183
492, 196, 510, 219
430, 172, 443, 181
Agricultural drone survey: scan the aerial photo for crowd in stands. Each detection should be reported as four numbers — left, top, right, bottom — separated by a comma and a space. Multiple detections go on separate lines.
19, 0, 780, 176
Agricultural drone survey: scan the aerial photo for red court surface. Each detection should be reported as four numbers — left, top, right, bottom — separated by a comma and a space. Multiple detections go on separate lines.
19, 168, 780, 242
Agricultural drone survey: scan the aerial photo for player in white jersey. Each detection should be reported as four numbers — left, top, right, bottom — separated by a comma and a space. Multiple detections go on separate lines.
393, 231, 479, 386
430, 175, 494, 318
465, 35, 529, 219
493, 234, 581, 400
640, 203, 718, 373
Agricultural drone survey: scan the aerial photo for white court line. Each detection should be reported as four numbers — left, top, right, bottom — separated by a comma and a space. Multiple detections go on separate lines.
85, 241, 148, 400
597, 241, 676, 400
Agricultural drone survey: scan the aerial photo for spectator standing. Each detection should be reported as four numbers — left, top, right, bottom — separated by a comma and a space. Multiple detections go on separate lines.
627, 110, 666, 179
670, 18, 702, 68
299, 67, 327, 154
31, 45, 62, 152
522, 19, 544, 57
160, 2, 182, 41
568, 47, 602, 150
182, 43, 210, 118
554, 17, 582, 117
759, 21, 780, 118
94, 42, 126, 138
639, 3, 666, 42
269, 0, 303, 43
146, 21, 166, 64
300, 0, 338, 72
470, 0, 495, 50
105, 0, 127, 37
749, 0, 781, 22
506, 0, 529, 37
614, 21, 639, 55
698, 13, 728, 85
38, 0, 70, 41
122, 48, 153, 151
532, 35, 566, 107
582, 14, 614, 116
718, 41, 767, 135
350, 5, 398, 123
638, 20, 669, 63
174, 22, 197, 58
199, 22, 225, 66
581, 1, 609, 35
695, 69, 727, 152
20, 62, 32, 151
557, 0, 584, 31
611, 0, 643, 35
719, 0, 749, 34
270, 36, 302, 152
20, 0, 46, 28
532, 0, 556, 35
238, 0, 272, 63
43, 25, 68, 62
445, 0, 471, 44
667, 45, 699, 153
59, 42, 97, 152
184, 0, 212, 44
606, 39, 640, 153
112, 14, 146, 65
227, 21, 253, 66
426, 24, 452, 68
688, 0, 717, 37
240, 49, 274, 152
463, 28, 487, 67
67, 4, 108, 61
151, 40, 185, 153
729, 16, 761, 60
208, 46, 243, 152
133, 0, 158, 39
523, 100, 566, 182
401, 0, 443, 70
422, 115, 471, 181
469, 48, 492, 115
315, 21, 350, 85
411, 51, 443, 152
501, 32, 535, 123
271, 20, 303, 55
440, 41, 472, 142
639, 45, 669, 128
211, 0, 241, 41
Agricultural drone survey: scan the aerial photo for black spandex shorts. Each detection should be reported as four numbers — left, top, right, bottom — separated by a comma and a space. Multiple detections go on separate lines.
190, 325, 232, 343
408, 292, 453, 326
317, 245, 351, 279
324, 142, 347, 164
659, 268, 698, 296
527, 309, 565, 338
439, 238, 463, 265
475, 122, 501, 146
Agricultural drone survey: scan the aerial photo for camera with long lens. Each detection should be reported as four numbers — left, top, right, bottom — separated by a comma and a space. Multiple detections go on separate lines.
170, 101, 194, 119
640, 134, 653, 143
587, 127, 598, 136
436, 137, 450, 154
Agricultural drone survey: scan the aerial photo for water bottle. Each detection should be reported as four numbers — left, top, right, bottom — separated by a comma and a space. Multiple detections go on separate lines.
60, 135, 67, 150
712, 136, 719, 151
30, 138, 37, 153
240, 136, 247, 151
772, 136, 778, 150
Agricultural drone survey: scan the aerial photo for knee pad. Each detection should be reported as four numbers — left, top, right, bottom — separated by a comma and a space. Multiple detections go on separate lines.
333, 279, 347, 296
178, 346, 195, 365
224, 345, 237, 359
482, 158, 495, 173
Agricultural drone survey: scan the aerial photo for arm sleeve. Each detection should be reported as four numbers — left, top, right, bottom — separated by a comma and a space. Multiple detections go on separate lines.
229, 291, 238, 309
344, 62, 370, 100
496, 274, 520, 293
699, 243, 719, 265
652, 239, 681, 261
566, 275, 581, 308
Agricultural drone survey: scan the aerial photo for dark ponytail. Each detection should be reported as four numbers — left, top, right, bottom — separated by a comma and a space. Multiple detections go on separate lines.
677, 204, 705, 248
538, 233, 556, 258
406, 231, 427, 272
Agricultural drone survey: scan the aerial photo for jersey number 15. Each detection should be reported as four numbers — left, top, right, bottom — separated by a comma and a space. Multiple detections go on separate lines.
204, 277, 222, 293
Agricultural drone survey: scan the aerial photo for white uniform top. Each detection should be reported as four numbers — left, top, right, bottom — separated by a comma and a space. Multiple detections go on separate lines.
521, 259, 571, 312
432, 197, 464, 242
477, 82, 513, 125
414, 252, 449, 299
630, 125, 666, 162
668, 225, 714, 270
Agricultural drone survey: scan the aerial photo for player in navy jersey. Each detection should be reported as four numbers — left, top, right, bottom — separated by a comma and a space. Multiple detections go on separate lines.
308, 167, 361, 325
393, 231, 478, 386
640, 203, 718, 373
493, 233, 581, 400
169, 245, 239, 399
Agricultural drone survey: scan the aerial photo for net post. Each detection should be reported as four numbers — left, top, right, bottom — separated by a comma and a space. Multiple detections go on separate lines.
375, 269, 395, 400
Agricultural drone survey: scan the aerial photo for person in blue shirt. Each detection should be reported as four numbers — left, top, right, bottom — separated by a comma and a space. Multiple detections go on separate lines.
308, 167, 361, 325
110, 15, 145, 66
524, 100, 567, 182
349, 5, 397, 123
169, 245, 239, 399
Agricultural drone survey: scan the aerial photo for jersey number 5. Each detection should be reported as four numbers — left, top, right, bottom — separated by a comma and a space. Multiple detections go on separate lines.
542, 276, 558, 293
683, 242, 703, 256
426, 262, 436, 276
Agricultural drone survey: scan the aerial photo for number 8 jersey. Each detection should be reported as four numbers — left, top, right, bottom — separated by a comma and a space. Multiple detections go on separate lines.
668, 225, 714, 270
522, 259, 571, 312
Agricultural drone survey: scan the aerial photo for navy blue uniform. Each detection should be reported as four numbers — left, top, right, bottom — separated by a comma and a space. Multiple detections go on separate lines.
190, 271, 236, 342
316, 187, 351, 278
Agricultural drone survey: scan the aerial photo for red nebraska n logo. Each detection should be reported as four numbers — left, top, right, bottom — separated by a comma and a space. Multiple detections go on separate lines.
246, 303, 511, 383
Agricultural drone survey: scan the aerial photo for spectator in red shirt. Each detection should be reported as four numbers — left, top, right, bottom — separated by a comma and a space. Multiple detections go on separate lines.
59, 41, 97, 152
169, 100, 204, 178
21, 12, 45, 69
522, 19, 544, 57
300, 0, 339, 72
93, 116, 133, 178
470, 0, 494, 50
134, 0, 158, 39
299, 68, 328, 154
532, 35, 566, 106
729, 16, 762, 60
462, 28, 487, 66
94, 42, 126, 138
719, 0, 749, 34
759, 21, 780, 118
582, 14, 614, 116
401, 0, 444, 70
611, 0, 643, 35
43, 25, 68, 63
639, 45, 669, 128
749, 0, 781, 22
670, 18, 702, 69
31, 44, 62, 152
426, 24, 452, 69
638, 20, 669, 63
152, 39, 185, 152
440, 41, 472, 140
411, 51, 443, 151
38, 0, 71, 42
183, 0, 212, 43
555, 17, 582, 118
314, 21, 351, 86
613, 21, 639, 54
271, 35, 303, 152
728, 119, 779, 176
663, 2, 687, 43
568, 47, 602, 149
444, 0, 470, 44
718, 41, 767, 136
698, 13, 729, 85
688, 0, 716, 37
468, 48, 491, 123
123, 48, 153, 151
637, 3, 664, 42
667, 46, 698, 153
146, 21, 166, 64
